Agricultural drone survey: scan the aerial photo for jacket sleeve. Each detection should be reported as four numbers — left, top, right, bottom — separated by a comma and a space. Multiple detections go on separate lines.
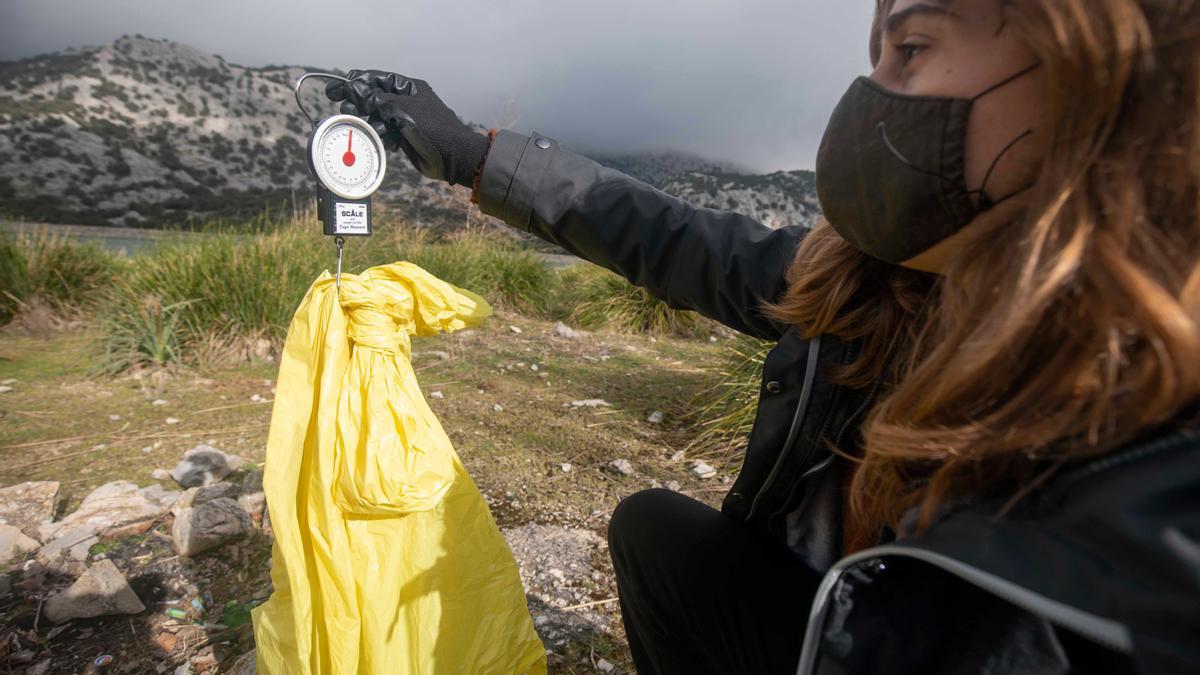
475, 129, 808, 341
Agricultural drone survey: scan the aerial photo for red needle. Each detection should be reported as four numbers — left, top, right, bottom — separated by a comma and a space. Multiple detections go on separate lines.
342, 130, 356, 167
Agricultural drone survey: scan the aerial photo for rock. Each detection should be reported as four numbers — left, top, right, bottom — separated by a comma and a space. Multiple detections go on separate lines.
0, 523, 40, 565
141, 484, 182, 510
250, 394, 263, 402
165, 417, 181, 425
666, 480, 682, 492
108, 414, 122, 421
552, 321, 588, 339
152, 469, 172, 481
597, 658, 616, 672
692, 461, 718, 479
509, 325, 523, 334
43, 559, 146, 623
560, 463, 573, 473
152, 399, 168, 406
0, 378, 14, 385
241, 468, 264, 493
608, 459, 635, 476
429, 390, 444, 399
570, 399, 611, 408
169, 444, 245, 488
0, 481, 60, 539
0, 386, 12, 394
37, 525, 98, 568
172, 497, 252, 557
492, 403, 504, 412
646, 410, 665, 424
530, 364, 539, 371
238, 491, 266, 520
227, 650, 256, 675
709, 335, 719, 343
669, 450, 686, 463
39, 481, 167, 543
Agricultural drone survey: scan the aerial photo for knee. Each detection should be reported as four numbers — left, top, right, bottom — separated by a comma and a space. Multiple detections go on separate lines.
607, 488, 679, 557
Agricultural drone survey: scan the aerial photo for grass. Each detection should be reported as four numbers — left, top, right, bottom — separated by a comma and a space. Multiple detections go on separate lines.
685, 333, 773, 456
3, 214, 711, 372
0, 229, 124, 323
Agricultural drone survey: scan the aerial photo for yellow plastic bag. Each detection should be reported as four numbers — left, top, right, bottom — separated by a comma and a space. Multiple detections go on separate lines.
252, 261, 547, 674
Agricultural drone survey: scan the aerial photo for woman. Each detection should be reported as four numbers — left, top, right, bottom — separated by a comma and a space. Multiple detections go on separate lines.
326, 0, 1200, 672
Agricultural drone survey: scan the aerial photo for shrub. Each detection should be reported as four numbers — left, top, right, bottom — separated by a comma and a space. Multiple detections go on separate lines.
685, 333, 773, 455
0, 230, 122, 324
570, 265, 706, 337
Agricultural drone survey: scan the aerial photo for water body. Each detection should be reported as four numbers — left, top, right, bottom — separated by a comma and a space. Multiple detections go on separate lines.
0, 221, 185, 256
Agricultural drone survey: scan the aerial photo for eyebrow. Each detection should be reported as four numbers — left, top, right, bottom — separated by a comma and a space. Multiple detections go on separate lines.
885, 1, 955, 36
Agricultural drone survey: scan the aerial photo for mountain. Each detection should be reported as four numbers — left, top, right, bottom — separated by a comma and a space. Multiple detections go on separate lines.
0, 36, 820, 230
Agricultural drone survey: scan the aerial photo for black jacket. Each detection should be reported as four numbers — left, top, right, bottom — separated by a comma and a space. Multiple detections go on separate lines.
476, 129, 1200, 674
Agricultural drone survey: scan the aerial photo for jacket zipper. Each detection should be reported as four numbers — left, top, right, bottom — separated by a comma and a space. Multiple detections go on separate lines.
746, 334, 822, 521
793, 430, 1200, 674
794, 546, 1135, 675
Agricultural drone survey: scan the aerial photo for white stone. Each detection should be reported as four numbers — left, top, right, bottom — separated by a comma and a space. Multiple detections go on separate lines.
509, 325, 523, 334
250, 394, 262, 402
560, 463, 572, 473
552, 321, 588, 339
152, 399, 168, 406
43, 559, 145, 623
597, 658, 615, 672
570, 399, 611, 408
169, 444, 245, 488
530, 364, 539, 371
647, 410, 665, 424
0, 378, 15, 385
492, 404, 504, 412
669, 450, 686, 463
692, 461, 718, 479
152, 469, 172, 481
0, 386, 11, 394
108, 414, 121, 421
666, 480, 682, 491
39, 481, 169, 545
0, 524, 39, 565
165, 417, 181, 425
0, 481, 60, 539
608, 459, 635, 476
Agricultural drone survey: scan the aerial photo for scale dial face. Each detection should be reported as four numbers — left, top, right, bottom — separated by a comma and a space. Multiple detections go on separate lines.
309, 114, 387, 200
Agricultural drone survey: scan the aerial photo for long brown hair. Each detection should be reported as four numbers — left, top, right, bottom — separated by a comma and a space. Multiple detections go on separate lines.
764, 0, 1200, 537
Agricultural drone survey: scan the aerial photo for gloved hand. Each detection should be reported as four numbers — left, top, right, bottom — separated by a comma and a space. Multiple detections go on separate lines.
325, 70, 490, 188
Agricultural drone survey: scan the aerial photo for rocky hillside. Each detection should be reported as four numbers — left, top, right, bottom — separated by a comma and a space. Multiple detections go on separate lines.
0, 36, 820, 230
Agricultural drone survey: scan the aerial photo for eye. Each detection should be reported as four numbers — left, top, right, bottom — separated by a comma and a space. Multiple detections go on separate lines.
894, 41, 928, 64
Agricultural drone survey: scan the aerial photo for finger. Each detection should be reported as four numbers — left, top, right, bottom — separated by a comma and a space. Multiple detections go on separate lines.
339, 101, 362, 116
324, 79, 347, 101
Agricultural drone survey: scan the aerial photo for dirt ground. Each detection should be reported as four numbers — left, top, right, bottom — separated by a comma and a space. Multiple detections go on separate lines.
0, 310, 744, 673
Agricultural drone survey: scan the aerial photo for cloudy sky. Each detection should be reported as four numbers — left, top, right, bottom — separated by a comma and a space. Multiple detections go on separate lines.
1, 0, 876, 172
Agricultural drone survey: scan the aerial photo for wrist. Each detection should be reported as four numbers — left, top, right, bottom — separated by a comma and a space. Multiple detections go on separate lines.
470, 128, 499, 204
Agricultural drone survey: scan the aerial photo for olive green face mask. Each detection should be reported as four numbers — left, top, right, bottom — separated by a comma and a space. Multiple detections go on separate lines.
814, 63, 1040, 264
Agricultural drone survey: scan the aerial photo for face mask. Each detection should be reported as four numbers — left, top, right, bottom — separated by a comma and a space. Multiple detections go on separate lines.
814, 63, 1040, 264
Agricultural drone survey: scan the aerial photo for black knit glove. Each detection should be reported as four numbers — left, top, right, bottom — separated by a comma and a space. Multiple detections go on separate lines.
325, 70, 489, 187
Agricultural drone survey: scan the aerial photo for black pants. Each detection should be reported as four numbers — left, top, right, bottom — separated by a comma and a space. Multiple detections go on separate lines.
607, 488, 822, 675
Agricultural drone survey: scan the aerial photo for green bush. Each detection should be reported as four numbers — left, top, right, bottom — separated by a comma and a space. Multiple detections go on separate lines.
0, 230, 122, 324
569, 265, 705, 337
686, 333, 773, 455
95, 219, 563, 370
